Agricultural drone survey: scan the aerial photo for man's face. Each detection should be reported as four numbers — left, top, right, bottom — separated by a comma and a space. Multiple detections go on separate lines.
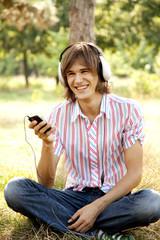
66, 62, 99, 102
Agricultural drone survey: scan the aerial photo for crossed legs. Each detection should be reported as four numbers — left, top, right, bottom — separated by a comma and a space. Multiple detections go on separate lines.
4, 177, 160, 238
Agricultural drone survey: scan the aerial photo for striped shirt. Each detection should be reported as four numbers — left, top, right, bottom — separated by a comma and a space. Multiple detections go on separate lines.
48, 94, 145, 193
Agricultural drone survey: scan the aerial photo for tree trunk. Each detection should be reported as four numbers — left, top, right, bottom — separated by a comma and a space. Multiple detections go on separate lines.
33, 62, 39, 78
23, 50, 29, 88
69, 0, 96, 44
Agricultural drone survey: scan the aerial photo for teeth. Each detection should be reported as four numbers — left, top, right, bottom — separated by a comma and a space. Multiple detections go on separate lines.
77, 86, 87, 90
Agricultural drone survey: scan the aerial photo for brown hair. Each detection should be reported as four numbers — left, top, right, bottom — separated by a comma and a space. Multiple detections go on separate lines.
61, 42, 111, 101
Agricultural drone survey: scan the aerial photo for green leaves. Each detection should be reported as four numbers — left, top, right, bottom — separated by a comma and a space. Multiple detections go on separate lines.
95, 0, 160, 71
0, 1, 58, 31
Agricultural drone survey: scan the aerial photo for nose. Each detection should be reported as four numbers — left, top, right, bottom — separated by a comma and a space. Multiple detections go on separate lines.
74, 73, 83, 83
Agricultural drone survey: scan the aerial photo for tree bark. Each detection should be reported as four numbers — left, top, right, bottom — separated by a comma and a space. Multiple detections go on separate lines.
23, 50, 29, 88
69, 0, 96, 44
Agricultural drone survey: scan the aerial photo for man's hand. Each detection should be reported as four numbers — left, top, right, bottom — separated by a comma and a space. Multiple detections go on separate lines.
29, 120, 56, 145
68, 202, 99, 233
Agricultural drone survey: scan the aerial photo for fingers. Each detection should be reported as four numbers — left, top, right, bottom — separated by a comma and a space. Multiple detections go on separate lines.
68, 218, 91, 233
68, 211, 92, 233
29, 120, 55, 138
28, 120, 37, 129
68, 212, 80, 230
68, 211, 79, 223
35, 121, 50, 133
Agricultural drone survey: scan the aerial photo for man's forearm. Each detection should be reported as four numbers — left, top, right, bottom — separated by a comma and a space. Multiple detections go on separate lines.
37, 143, 59, 188
92, 170, 142, 216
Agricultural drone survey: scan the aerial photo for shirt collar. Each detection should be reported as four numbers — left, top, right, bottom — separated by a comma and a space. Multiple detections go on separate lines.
71, 94, 110, 123
100, 94, 110, 119
71, 100, 85, 122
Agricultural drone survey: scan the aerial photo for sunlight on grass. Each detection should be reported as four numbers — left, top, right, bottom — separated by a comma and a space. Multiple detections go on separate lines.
0, 76, 160, 239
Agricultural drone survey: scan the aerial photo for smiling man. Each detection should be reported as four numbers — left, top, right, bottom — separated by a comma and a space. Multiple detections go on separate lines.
4, 42, 160, 240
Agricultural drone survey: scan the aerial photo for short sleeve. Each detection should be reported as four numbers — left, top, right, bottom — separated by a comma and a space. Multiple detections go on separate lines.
47, 110, 64, 157
123, 103, 145, 150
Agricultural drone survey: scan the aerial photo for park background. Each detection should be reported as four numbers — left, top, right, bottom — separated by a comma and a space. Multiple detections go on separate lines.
0, 0, 160, 239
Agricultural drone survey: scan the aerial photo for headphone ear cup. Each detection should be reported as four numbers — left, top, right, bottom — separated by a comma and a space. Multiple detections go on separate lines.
99, 55, 111, 81
58, 62, 65, 86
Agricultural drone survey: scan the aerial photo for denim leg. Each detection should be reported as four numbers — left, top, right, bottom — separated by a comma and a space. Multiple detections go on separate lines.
94, 189, 160, 235
4, 177, 97, 238
4, 178, 160, 237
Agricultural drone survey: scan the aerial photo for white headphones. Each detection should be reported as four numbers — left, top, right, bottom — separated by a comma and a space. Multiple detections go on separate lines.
58, 43, 111, 86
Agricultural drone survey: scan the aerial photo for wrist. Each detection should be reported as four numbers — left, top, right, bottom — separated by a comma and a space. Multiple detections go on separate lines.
93, 196, 108, 214
42, 141, 53, 148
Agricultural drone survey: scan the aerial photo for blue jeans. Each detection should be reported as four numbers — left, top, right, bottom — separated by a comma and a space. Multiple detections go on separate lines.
4, 177, 160, 238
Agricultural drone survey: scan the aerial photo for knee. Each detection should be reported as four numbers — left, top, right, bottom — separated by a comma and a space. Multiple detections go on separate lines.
146, 189, 160, 219
4, 177, 26, 210
134, 189, 160, 221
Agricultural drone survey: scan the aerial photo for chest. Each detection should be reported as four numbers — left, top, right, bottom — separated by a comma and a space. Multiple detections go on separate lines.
60, 114, 124, 160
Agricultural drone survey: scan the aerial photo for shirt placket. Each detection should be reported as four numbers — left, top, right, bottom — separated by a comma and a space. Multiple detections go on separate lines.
86, 118, 100, 187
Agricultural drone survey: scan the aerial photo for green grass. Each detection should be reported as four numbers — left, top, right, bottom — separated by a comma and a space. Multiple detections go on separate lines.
0, 76, 160, 239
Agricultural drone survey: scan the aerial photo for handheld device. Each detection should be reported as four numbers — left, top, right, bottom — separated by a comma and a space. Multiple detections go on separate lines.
27, 115, 51, 133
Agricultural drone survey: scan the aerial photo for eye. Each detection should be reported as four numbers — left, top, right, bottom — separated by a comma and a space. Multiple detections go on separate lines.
67, 72, 74, 77
82, 69, 89, 74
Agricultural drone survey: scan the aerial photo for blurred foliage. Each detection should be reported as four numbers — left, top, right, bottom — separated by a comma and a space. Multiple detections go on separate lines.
31, 28, 69, 77
0, 24, 69, 79
111, 70, 160, 99
0, 0, 160, 93
53, 0, 70, 31
0, 0, 58, 30
132, 70, 160, 97
95, 0, 160, 52
95, 0, 160, 74
0, 0, 59, 87
0, 0, 69, 87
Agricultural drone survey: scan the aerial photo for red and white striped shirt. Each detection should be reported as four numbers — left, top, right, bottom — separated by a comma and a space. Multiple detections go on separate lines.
48, 94, 145, 193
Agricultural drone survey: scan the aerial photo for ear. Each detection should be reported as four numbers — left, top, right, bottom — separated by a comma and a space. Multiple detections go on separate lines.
58, 62, 64, 86
99, 55, 111, 81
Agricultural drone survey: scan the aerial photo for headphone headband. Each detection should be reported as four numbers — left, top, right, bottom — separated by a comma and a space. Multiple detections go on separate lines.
58, 43, 111, 86
59, 45, 73, 61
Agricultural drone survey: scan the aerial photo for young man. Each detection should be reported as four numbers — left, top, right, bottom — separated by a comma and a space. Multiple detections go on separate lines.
4, 42, 160, 240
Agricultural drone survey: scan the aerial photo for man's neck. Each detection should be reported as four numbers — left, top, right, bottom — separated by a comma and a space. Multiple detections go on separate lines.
78, 94, 103, 124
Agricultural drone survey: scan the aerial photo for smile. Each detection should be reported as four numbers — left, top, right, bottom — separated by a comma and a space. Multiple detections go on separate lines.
76, 85, 88, 90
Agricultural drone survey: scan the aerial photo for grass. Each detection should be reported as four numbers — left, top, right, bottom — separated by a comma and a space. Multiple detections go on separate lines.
0, 76, 160, 239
